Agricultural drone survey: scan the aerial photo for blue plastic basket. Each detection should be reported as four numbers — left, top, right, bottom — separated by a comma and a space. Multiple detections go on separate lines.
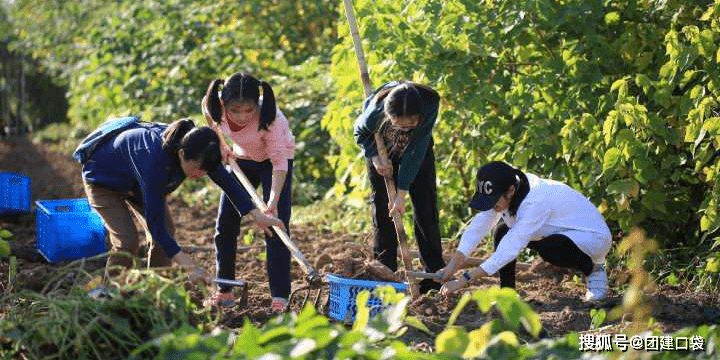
326, 274, 407, 322
35, 198, 107, 263
0, 172, 31, 216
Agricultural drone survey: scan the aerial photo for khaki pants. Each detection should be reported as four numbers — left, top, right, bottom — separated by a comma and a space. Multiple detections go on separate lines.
84, 182, 173, 270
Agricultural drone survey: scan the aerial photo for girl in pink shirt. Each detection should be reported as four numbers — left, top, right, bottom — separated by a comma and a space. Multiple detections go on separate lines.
201, 72, 295, 311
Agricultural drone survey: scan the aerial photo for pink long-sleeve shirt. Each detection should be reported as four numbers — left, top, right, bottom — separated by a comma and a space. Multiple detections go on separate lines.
218, 104, 295, 171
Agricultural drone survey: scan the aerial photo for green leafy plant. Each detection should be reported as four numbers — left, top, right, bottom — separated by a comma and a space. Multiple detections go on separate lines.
22, 277, 708, 360
0, 242, 9, 260
324, 0, 720, 288
590, 308, 607, 330
0, 228, 13, 259
4, 0, 339, 205
0, 268, 212, 360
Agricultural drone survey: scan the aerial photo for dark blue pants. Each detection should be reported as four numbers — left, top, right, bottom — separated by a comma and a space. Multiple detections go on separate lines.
214, 159, 293, 298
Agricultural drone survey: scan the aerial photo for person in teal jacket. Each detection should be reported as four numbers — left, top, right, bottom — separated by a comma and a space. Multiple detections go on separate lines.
354, 81, 446, 293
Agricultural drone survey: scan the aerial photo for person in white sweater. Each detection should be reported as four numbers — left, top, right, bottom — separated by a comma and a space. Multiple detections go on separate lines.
435, 161, 612, 301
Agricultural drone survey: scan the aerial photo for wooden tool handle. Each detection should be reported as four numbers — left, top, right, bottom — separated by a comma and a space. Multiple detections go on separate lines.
181, 244, 265, 253
213, 278, 247, 287
228, 161, 317, 278
405, 271, 443, 280
343, 0, 413, 284
374, 132, 414, 276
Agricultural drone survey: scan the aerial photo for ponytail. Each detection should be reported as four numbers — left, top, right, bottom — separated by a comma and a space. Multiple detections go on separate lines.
508, 168, 530, 217
205, 79, 225, 124
162, 118, 196, 153
374, 87, 394, 106
216, 72, 278, 132
258, 80, 277, 131
180, 127, 222, 172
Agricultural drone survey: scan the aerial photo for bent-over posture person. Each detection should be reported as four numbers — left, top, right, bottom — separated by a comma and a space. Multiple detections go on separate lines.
436, 161, 612, 301
74, 118, 284, 284
354, 81, 446, 294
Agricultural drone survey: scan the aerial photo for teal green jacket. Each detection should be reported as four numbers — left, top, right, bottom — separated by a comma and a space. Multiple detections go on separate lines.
353, 81, 440, 190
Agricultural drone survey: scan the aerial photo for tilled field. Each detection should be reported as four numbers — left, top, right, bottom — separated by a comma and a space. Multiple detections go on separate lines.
1, 135, 719, 350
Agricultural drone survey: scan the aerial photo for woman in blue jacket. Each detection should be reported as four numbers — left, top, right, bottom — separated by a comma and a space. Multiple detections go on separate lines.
75, 118, 284, 282
354, 81, 446, 294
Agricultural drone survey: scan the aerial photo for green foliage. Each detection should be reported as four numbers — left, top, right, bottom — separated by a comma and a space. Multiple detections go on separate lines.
138, 286, 550, 360
5, 0, 338, 203
590, 308, 608, 329
141, 293, 436, 360
324, 0, 720, 284
438, 288, 542, 358
3, 266, 718, 359
0, 240, 9, 259
0, 269, 211, 360
293, 196, 372, 234
7, 0, 337, 123
124, 283, 720, 359
0, 228, 12, 259
171, 176, 219, 209
0, 229, 12, 240
0, 4, 70, 133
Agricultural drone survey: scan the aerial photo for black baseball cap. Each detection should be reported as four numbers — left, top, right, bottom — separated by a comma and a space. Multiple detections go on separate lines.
469, 161, 519, 211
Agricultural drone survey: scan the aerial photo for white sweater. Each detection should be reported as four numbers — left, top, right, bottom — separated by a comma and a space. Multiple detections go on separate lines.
457, 173, 612, 275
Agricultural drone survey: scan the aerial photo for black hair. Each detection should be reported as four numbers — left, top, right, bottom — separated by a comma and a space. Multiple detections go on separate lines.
384, 83, 422, 118
162, 118, 195, 152
204, 72, 277, 131
383, 82, 438, 117
162, 119, 221, 172
507, 168, 530, 217
376, 82, 439, 158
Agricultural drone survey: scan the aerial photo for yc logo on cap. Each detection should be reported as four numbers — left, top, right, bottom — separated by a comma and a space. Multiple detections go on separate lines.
477, 180, 494, 195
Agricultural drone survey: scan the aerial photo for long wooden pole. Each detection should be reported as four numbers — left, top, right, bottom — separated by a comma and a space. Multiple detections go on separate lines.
343, 0, 373, 96
343, 0, 413, 284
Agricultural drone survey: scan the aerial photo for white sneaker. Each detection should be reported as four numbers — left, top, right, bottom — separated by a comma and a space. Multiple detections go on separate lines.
585, 264, 608, 301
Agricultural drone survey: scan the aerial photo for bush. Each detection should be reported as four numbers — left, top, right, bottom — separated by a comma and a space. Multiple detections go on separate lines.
323, 0, 720, 286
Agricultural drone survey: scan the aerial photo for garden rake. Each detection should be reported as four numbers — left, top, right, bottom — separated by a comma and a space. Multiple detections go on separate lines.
228, 161, 321, 285
227, 161, 327, 311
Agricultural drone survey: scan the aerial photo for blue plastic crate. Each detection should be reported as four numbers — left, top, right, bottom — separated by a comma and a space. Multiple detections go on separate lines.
326, 274, 407, 322
0, 172, 31, 216
35, 198, 107, 263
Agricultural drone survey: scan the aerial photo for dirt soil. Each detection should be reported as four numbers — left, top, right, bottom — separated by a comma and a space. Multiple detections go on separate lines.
1, 136, 719, 349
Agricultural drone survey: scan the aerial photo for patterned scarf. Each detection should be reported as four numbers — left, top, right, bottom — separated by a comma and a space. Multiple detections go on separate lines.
379, 118, 415, 160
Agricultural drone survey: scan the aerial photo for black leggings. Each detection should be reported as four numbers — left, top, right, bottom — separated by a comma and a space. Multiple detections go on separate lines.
494, 224, 594, 288
367, 143, 445, 293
